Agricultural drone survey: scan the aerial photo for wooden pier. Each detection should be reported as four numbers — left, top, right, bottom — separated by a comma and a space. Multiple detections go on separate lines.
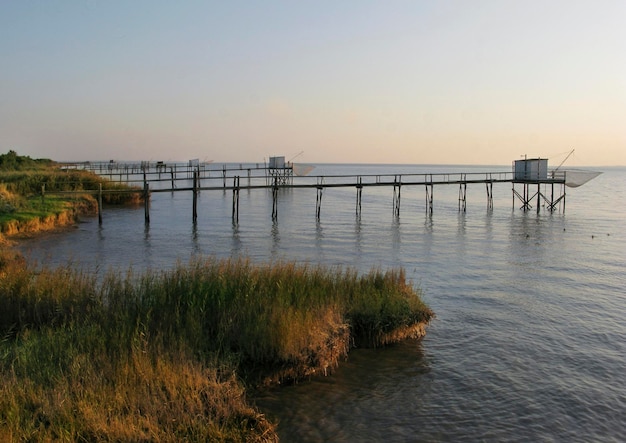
55, 160, 569, 225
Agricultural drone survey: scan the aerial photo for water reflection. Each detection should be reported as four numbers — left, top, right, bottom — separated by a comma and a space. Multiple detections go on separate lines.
231, 221, 242, 255
354, 217, 362, 256
271, 221, 280, 256
255, 339, 431, 442
143, 223, 151, 245
391, 218, 401, 259
315, 220, 324, 246
191, 222, 201, 256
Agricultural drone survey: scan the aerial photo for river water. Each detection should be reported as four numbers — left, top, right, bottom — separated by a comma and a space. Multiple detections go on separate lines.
17, 164, 626, 442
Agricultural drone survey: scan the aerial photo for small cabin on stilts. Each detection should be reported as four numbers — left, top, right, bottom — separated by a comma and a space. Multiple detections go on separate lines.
512, 158, 566, 213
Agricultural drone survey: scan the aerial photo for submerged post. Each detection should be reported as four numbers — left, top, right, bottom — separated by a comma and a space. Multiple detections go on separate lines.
272, 176, 278, 220
232, 176, 240, 222
356, 176, 363, 217
98, 183, 103, 225
393, 175, 401, 217
193, 170, 198, 223
426, 177, 433, 214
537, 184, 541, 214
143, 180, 150, 224
316, 186, 323, 220
458, 175, 467, 212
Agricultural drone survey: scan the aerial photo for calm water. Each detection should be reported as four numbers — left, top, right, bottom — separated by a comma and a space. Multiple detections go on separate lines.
18, 164, 626, 442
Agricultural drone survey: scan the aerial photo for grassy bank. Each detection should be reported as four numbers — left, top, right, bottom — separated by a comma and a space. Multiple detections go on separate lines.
0, 150, 141, 238
0, 255, 433, 441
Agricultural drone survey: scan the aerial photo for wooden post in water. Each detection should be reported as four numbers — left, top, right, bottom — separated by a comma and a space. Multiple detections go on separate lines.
426, 177, 433, 215
143, 173, 150, 224
232, 176, 240, 222
458, 175, 467, 212
271, 176, 278, 220
315, 185, 323, 220
486, 180, 493, 210
393, 175, 401, 217
98, 183, 103, 225
192, 170, 198, 223
356, 177, 363, 217
536, 183, 541, 214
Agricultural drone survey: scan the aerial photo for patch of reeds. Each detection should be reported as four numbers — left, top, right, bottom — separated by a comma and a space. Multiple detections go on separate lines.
0, 256, 433, 441
0, 169, 140, 204
1, 167, 141, 237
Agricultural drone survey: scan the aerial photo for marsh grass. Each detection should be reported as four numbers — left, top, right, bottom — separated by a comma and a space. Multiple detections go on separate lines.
0, 256, 433, 441
1, 167, 141, 237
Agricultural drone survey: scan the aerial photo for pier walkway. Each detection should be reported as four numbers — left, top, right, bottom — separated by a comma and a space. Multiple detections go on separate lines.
57, 161, 568, 224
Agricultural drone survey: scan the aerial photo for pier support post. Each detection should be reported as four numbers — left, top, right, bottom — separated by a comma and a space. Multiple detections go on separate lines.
426, 181, 433, 215
316, 186, 323, 220
393, 175, 401, 217
544, 183, 566, 213
271, 176, 278, 220
486, 181, 493, 210
356, 177, 363, 218
315, 177, 325, 220
143, 180, 150, 224
232, 176, 240, 223
513, 183, 540, 212
98, 183, 103, 225
458, 177, 467, 212
536, 184, 541, 214
192, 171, 198, 223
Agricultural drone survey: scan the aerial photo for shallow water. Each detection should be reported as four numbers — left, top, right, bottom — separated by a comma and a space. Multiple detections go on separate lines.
18, 164, 626, 441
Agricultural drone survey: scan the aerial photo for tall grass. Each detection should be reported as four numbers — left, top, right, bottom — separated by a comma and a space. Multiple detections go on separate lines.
0, 256, 433, 441
1, 168, 141, 236
0, 169, 140, 203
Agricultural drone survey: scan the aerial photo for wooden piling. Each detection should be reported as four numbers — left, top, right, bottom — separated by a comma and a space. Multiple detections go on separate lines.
356, 177, 363, 217
232, 176, 240, 222
316, 186, 323, 220
393, 175, 401, 217
98, 183, 103, 225
458, 176, 467, 212
192, 171, 198, 223
143, 181, 150, 224
271, 176, 278, 220
426, 179, 433, 214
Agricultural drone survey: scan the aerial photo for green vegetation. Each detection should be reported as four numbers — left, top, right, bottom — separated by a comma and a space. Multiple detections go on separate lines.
0, 150, 140, 237
0, 150, 54, 171
0, 256, 433, 441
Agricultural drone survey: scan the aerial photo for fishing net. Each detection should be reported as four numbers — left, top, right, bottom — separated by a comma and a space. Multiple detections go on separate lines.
293, 164, 316, 176
563, 170, 602, 188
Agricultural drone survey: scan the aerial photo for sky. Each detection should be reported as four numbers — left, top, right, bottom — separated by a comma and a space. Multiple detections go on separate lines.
1, 1, 624, 166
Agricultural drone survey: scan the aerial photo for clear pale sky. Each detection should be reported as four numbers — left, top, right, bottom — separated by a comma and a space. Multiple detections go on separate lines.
1, 1, 624, 166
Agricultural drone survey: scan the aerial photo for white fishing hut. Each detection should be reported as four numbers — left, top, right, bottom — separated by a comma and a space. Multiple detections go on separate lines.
267, 155, 293, 185
513, 158, 548, 181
